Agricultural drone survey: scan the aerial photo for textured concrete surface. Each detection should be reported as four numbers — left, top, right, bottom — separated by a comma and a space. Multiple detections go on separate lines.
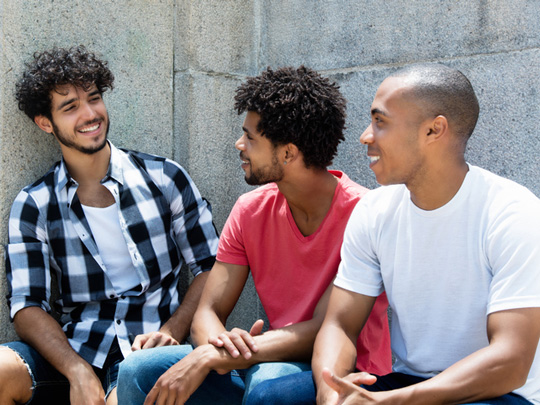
0, 0, 175, 341
1, 0, 539, 342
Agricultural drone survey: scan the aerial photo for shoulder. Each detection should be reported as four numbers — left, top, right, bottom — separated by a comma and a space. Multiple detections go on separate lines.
119, 147, 194, 188
233, 183, 281, 214
332, 170, 369, 202
469, 165, 540, 212
17, 162, 62, 206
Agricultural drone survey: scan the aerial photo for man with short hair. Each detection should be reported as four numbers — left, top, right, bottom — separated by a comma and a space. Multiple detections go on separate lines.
117, 66, 392, 405
0, 46, 218, 405
307, 64, 540, 404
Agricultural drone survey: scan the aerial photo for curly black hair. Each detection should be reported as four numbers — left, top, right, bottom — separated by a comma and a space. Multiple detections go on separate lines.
15, 45, 114, 120
234, 66, 346, 169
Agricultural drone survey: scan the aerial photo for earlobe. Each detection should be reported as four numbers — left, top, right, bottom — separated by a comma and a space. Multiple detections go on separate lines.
34, 115, 54, 134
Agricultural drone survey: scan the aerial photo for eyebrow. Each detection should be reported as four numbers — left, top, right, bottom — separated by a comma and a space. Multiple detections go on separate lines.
57, 97, 78, 111
56, 88, 101, 111
371, 107, 388, 117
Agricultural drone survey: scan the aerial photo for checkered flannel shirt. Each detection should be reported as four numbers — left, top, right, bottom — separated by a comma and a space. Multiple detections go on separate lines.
5, 142, 218, 368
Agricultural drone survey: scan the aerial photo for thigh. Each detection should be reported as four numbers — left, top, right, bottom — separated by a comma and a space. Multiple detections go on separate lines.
465, 392, 533, 404
245, 370, 316, 405
1, 341, 70, 405
244, 361, 311, 394
117, 344, 195, 399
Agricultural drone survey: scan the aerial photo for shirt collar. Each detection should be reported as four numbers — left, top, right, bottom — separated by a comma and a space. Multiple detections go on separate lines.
55, 141, 125, 192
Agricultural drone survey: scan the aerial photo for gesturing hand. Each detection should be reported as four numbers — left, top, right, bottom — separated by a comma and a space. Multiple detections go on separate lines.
320, 368, 379, 405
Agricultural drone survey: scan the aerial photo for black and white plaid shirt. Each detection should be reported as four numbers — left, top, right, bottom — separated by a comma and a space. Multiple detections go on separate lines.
6, 142, 218, 368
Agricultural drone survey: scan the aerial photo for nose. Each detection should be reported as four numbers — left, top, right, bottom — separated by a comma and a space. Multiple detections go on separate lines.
81, 102, 98, 121
360, 124, 374, 145
235, 134, 246, 151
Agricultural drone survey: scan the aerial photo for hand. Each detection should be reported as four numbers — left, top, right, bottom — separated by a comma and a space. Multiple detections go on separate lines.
144, 345, 215, 405
319, 368, 379, 405
67, 363, 106, 405
207, 319, 264, 360
131, 331, 179, 351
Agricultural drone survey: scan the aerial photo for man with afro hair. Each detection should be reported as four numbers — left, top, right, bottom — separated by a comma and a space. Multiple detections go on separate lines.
0, 46, 219, 405
117, 66, 392, 404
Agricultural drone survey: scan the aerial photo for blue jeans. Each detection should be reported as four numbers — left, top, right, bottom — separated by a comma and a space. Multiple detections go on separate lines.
117, 344, 311, 405
1, 340, 122, 404
245, 371, 534, 405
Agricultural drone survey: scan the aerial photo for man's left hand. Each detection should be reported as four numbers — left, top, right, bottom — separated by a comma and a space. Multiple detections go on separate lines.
320, 368, 382, 405
132, 331, 179, 351
144, 345, 215, 405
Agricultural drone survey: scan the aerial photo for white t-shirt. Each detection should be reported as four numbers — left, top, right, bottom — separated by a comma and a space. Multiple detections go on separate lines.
336, 165, 540, 404
82, 203, 140, 294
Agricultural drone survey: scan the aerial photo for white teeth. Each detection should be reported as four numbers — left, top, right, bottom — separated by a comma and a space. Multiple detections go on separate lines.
79, 124, 99, 133
370, 156, 380, 163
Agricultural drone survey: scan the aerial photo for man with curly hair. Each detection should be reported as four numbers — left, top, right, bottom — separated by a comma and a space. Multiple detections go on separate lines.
117, 66, 392, 404
0, 46, 219, 405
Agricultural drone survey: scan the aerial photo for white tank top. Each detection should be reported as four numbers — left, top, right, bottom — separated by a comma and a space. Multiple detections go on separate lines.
82, 203, 140, 294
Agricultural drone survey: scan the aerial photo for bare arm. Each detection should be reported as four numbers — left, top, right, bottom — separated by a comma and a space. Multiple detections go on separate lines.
192, 260, 334, 364
145, 260, 335, 404
314, 286, 540, 405
313, 285, 377, 404
14, 307, 106, 405
132, 271, 210, 350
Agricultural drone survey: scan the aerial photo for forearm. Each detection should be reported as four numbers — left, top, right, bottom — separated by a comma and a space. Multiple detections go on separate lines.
313, 322, 358, 401
199, 318, 324, 373
160, 271, 209, 342
14, 307, 95, 382
388, 344, 533, 405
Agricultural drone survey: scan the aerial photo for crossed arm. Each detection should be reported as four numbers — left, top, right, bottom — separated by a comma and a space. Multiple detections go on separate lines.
313, 285, 540, 405
144, 260, 334, 404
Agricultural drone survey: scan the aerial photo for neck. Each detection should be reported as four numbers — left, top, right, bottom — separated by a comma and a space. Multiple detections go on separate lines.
277, 169, 338, 236
62, 142, 111, 184
409, 159, 468, 210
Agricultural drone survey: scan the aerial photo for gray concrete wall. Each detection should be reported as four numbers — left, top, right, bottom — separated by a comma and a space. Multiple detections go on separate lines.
1, 0, 539, 342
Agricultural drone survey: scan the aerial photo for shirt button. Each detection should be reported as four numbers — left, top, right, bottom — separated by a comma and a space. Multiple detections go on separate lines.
116, 319, 121, 325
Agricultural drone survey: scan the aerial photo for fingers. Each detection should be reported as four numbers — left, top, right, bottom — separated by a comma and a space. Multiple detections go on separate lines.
249, 319, 265, 337
322, 367, 345, 392
132, 332, 179, 351
212, 328, 258, 359
346, 372, 377, 387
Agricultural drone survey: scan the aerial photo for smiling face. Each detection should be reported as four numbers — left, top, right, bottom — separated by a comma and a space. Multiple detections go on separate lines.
35, 84, 109, 155
359, 77, 430, 188
235, 111, 285, 186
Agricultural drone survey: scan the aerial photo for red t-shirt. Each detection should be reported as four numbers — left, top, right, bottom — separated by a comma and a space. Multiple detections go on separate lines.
217, 171, 392, 375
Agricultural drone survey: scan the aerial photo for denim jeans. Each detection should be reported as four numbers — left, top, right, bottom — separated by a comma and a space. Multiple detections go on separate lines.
1, 339, 122, 404
245, 371, 534, 405
116, 344, 311, 405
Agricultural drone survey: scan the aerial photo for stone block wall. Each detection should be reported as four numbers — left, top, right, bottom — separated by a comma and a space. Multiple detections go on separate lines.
0, 0, 538, 341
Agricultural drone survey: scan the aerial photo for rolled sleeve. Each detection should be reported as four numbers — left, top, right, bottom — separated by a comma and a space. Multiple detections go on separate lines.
6, 192, 52, 319
164, 161, 218, 277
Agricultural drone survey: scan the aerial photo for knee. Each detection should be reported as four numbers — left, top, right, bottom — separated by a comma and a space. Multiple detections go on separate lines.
0, 347, 33, 403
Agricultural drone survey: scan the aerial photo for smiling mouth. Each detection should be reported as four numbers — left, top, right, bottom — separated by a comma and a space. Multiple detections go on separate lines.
78, 121, 101, 133
369, 156, 380, 163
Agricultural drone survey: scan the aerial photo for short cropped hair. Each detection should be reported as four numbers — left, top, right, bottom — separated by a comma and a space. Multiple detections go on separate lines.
390, 63, 479, 145
234, 66, 347, 169
16, 45, 114, 120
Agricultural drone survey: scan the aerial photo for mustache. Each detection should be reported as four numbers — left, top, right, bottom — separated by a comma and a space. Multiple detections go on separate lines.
76, 118, 102, 130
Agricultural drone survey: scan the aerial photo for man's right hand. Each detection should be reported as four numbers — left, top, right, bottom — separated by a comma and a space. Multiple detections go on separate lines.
67, 362, 106, 405
207, 319, 264, 360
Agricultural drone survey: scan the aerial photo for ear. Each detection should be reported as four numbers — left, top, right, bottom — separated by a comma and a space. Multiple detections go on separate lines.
282, 143, 299, 165
424, 115, 448, 144
34, 115, 54, 134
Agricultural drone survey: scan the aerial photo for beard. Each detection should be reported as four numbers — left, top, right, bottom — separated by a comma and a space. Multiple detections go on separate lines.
51, 117, 109, 155
244, 151, 284, 186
